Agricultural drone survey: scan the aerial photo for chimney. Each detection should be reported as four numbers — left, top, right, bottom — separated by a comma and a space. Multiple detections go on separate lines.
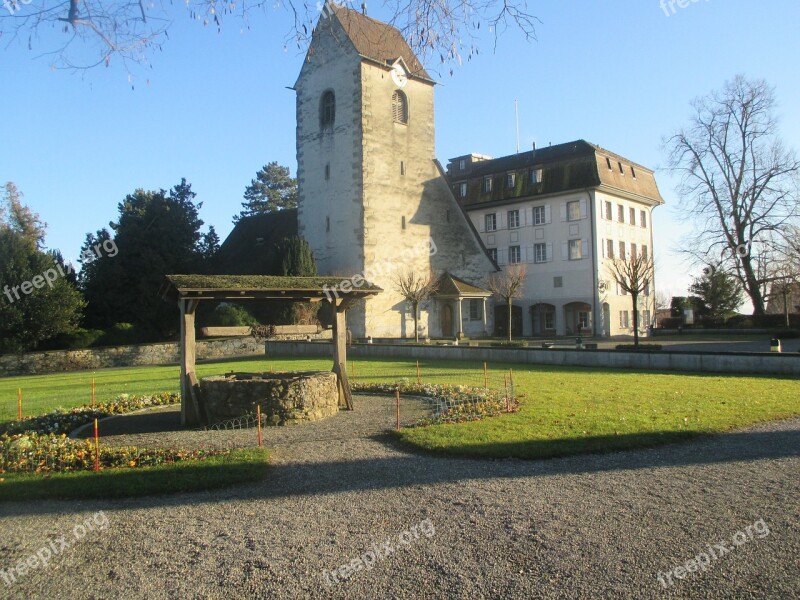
361, 2, 367, 14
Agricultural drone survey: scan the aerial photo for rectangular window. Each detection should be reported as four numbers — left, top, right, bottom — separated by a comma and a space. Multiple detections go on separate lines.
619, 310, 630, 328
641, 245, 648, 261
509, 246, 521, 264
619, 241, 626, 260
459, 159, 466, 170
630, 207, 636, 226
530, 169, 543, 184
631, 166, 637, 178
606, 157, 613, 170
400, 161, 406, 176
485, 213, 497, 232
606, 239, 614, 259
325, 163, 330, 180
578, 311, 589, 329
487, 248, 498, 262
460, 182, 468, 198
642, 309, 651, 326
567, 200, 581, 221
534, 243, 547, 263
544, 311, 555, 330
506, 173, 516, 189
631, 243, 637, 259
618, 205, 625, 223
554, 276, 563, 288
483, 176, 493, 193
618, 162, 624, 174
644, 280, 651, 296
402, 216, 406, 230
605, 201, 612, 220
533, 205, 546, 225
508, 209, 520, 229
641, 210, 647, 228
569, 239, 582, 260
469, 299, 481, 321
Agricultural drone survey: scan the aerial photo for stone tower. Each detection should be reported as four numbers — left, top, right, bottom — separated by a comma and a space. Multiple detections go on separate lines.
296, 4, 495, 337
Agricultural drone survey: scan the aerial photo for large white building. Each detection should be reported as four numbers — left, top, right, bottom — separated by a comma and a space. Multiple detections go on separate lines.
284, 3, 664, 339
447, 144, 664, 337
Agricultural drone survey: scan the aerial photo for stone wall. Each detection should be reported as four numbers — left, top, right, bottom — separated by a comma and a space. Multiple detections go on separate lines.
200, 371, 338, 426
265, 341, 800, 377
0, 337, 263, 378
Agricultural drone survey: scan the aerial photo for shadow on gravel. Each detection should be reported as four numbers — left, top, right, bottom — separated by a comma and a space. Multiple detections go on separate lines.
3, 424, 798, 516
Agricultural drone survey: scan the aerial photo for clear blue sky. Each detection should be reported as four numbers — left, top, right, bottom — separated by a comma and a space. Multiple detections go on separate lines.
1, 0, 798, 304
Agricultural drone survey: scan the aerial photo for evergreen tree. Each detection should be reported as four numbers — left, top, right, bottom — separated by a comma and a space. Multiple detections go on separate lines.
273, 236, 317, 276
235, 162, 297, 222
689, 268, 744, 324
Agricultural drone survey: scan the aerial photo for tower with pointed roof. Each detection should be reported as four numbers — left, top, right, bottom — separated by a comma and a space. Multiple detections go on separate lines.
295, 3, 496, 338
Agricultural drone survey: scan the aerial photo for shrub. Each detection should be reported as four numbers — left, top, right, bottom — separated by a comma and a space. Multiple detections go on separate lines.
38, 328, 105, 351
208, 304, 258, 327
95, 322, 140, 346
771, 329, 800, 339
658, 318, 684, 329
615, 344, 662, 351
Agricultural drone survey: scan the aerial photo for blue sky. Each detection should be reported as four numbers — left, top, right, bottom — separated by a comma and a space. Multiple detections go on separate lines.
1, 0, 798, 303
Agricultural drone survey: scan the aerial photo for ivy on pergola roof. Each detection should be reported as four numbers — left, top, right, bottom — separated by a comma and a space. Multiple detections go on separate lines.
160, 274, 382, 302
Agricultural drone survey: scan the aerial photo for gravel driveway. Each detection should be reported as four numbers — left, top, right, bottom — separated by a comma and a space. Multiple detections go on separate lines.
1, 396, 798, 599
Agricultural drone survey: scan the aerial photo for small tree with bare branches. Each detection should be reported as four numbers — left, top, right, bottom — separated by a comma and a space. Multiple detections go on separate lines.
394, 270, 438, 342
608, 253, 655, 346
487, 264, 526, 342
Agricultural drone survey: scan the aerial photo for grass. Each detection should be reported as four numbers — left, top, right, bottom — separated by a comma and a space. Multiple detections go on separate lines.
0, 448, 269, 501
2, 355, 799, 461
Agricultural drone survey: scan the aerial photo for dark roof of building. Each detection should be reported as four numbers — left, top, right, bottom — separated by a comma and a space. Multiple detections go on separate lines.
447, 140, 664, 209
436, 273, 491, 297
330, 4, 432, 81
215, 209, 299, 275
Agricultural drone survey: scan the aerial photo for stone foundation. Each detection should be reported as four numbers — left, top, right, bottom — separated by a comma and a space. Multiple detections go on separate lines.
199, 371, 339, 426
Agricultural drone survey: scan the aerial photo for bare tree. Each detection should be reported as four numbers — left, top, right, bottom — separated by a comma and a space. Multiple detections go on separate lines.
608, 252, 655, 346
0, 0, 538, 75
666, 75, 800, 315
393, 269, 437, 342
487, 263, 526, 342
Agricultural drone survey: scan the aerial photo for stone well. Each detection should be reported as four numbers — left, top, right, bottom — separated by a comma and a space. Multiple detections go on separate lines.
199, 371, 338, 426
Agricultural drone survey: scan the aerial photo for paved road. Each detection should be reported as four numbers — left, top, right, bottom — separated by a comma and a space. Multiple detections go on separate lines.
1, 402, 798, 599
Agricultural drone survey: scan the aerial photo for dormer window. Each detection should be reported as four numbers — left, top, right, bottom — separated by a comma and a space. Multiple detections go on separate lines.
392, 90, 408, 124
320, 90, 335, 129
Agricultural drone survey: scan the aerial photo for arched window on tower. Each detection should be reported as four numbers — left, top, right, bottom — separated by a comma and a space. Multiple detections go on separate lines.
392, 90, 408, 125
320, 90, 335, 129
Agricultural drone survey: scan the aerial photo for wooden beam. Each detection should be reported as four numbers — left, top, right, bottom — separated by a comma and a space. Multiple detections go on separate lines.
187, 371, 208, 427
330, 303, 353, 410
179, 299, 199, 427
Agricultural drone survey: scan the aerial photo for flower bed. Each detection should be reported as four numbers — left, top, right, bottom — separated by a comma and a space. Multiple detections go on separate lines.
0, 392, 235, 474
0, 432, 225, 474
0, 393, 180, 436
352, 382, 520, 425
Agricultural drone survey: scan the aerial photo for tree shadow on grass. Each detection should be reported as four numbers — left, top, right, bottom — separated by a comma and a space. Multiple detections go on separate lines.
2, 423, 797, 516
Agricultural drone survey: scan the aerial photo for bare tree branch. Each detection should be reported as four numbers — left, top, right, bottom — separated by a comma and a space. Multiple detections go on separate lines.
608, 252, 654, 346
487, 263, 525, 342
393, 269, 438, 342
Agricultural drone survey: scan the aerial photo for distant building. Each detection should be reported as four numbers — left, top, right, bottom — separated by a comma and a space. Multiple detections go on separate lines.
447, 142, 664, 336
767, 282, 800, 316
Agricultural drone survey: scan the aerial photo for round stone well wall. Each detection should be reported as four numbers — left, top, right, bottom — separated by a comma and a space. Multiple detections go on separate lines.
199, 371, 338, 426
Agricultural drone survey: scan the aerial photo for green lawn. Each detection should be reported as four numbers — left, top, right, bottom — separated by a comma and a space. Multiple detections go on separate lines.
2, 356, 798, 461
0, 448, 269, 501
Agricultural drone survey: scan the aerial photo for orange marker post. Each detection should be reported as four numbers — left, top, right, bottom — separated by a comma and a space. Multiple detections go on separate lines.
257, 405, 263, 448
17, 388, 22, 420
91, 378, 96, 408
484, 363, 488, 389
416, 360, 421, 385
395, 389, 401, 430
93, 418, 100, 471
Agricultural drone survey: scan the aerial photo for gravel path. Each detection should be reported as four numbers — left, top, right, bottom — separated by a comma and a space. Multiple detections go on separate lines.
1, 397, 798, 599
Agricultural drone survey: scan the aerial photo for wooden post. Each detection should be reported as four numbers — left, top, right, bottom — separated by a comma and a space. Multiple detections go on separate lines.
483, 362, 488, 389
395, 388, 401, 430
179, 298, 200, 427
331, 302, 353, 410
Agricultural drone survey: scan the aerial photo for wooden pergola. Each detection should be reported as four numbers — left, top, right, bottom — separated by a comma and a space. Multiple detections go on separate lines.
159, 275, 382, 427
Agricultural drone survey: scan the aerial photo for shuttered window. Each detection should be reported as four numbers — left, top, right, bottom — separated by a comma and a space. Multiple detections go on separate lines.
392, 91, 408, 124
